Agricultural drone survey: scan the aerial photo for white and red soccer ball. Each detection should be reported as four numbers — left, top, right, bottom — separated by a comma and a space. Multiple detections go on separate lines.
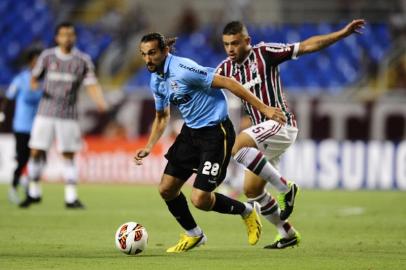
115, 222, 148, 255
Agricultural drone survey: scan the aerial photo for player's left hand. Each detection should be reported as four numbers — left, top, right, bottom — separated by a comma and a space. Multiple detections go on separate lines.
344, 19, 366, 36
263, 107, 286, 125
0, 112, 5, 123
134, 148, 150, 166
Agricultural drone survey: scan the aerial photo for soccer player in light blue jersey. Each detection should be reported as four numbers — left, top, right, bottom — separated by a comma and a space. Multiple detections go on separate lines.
134, 33, 287, 253
0, 49, 44, 204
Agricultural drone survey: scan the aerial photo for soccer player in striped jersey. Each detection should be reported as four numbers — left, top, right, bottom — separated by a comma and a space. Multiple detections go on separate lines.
0, 49, 43, 204
19, 22, 108, 209
217, 20, 365, 248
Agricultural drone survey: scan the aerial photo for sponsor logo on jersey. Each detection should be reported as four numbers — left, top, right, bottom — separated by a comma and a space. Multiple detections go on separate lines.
243, 76, 262, 90
179, 63, 207, 76
169, 93, 192, 106
170, 80, 179, 91
249, 62, 258, 73
47, 71, 77, 82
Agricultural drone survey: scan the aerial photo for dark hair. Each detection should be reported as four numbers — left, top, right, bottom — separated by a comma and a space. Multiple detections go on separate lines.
55, 21, 75, 36
26, 48, 42, 63
140, 32, 177, 52
223, 21, 248, 36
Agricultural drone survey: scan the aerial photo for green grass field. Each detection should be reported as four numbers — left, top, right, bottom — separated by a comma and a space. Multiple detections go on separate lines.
0, 184, 405, 270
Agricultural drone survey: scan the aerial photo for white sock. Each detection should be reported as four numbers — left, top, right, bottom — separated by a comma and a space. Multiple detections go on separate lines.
65, 184, 78, 204
28, 158, 44, 182
241, 202, 253, 218
234, 147, 289, 192
63, 159, 79, 203
248, 191, 296, 238
28, 182, 42, 198
186, 226, 203, 237
27, 158, 44, 198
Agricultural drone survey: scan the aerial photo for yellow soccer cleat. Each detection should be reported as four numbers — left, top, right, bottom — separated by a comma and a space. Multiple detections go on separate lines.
242, 202, 262, 245
166, 233, 207, 253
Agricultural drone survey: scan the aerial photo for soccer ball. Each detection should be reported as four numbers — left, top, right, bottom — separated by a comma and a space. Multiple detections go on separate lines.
115, 222, 148, 255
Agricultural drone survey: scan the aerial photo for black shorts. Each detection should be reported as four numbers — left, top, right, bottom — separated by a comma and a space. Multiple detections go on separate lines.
164, 118, 235, 192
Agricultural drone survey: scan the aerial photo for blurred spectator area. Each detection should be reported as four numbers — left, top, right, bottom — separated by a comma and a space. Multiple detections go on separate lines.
0, 0, 403, 93
0, 0, 404, 140
126, 23, 391, 93
0, 0, 112, 85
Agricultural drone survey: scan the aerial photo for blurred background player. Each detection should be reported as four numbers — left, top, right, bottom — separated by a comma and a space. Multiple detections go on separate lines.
217, 19, 365, 248
134, 32, 286, 252
0, 48, 43, 204
20, 22, 108, 209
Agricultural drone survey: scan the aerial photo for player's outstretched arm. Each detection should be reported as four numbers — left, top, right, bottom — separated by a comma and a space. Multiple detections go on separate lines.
212, 74, 286, 125
298, 19, 365, 56
134, 107, 170, 166
86, 84, 108, 113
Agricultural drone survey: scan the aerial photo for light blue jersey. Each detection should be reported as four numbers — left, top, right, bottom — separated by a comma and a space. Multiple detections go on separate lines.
6, 69, 43, 133
150, 54, 228, 128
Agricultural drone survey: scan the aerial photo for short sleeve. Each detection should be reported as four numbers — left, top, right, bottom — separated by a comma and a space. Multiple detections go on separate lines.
178, 60, 215, 90
215, 62, 225, 76
262, 42, 300, 65
5, 76, 20, 100
82, 55, 98, 86
150, 80, 169, 112
31, 51, 47, 79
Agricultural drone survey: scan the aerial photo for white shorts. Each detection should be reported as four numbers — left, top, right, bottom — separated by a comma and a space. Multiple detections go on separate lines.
29, 115, 82, 153
243, 120, 298, 167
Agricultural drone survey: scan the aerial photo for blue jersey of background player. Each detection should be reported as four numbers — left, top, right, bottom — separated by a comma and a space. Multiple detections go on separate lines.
0, 48, 43, 204
6, 68, 43, 133
134, 32, 286, 253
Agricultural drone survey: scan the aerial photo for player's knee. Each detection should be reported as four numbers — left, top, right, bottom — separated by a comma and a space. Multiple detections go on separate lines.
158, 185, 177, 201
231, 144, 243, 157
243, 185, 263, 199
31, 149, 45, 161
62, 152, 75, 159
190, 192, 212, 211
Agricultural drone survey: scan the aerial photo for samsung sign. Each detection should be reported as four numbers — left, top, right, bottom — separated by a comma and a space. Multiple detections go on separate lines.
0, 135, 405, 189
280, 140, 406, 190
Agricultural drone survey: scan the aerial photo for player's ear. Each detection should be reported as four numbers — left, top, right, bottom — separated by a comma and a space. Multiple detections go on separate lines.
245, 35, 251, 45
163, 46, 170, 55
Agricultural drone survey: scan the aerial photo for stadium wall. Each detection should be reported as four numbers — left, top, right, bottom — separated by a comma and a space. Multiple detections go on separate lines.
0, 135, 405, 190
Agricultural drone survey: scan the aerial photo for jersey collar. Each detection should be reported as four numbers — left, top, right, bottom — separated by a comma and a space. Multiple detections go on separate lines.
232, 46, 253, 67
158, 53, 173, 78
55, 47, 77, 61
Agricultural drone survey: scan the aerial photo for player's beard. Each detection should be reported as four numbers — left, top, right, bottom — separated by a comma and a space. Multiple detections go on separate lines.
146, 63, 157, 73
60, 43, 75, 53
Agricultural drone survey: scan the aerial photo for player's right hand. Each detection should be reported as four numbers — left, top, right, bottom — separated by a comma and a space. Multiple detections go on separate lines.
343, 19, 366, 36
263, 107, 286, 125
134, 148, 150, 166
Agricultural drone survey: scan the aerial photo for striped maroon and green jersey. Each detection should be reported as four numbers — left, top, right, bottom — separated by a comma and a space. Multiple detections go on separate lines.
32, 47, 98, 120
217, 42, 299, 127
